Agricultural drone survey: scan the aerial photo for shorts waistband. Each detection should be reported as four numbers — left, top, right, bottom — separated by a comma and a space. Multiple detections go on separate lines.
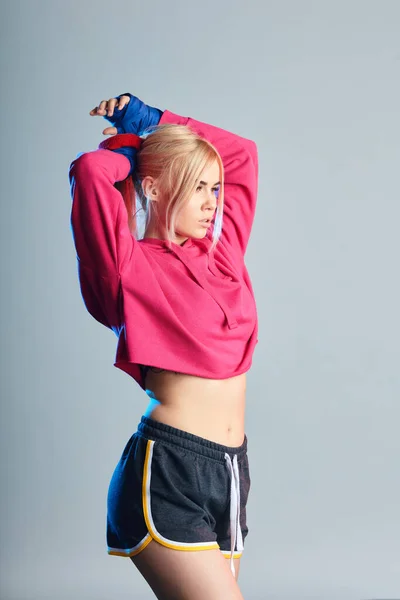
137, 415, 247, 463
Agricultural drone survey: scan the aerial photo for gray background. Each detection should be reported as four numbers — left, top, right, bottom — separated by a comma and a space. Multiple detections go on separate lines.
1, 1, 399, 599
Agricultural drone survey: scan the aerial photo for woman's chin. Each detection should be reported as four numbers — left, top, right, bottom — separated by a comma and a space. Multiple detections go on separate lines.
174, 226, 208, 244
192, 226, 209, 237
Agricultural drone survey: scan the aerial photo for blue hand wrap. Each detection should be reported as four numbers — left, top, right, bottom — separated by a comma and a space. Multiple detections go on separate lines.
104, 93, 163, 135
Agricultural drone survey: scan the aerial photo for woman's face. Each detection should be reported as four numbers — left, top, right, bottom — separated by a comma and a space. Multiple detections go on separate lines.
173, 159, 220, 245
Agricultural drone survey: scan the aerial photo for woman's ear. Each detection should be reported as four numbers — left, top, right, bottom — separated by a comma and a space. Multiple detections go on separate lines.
141, 176, 159, 201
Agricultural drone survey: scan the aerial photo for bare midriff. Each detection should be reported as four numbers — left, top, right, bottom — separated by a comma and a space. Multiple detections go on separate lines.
142, 369, 247, 447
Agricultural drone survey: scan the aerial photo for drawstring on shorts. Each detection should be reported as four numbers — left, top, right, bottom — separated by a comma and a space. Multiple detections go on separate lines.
224, 452, 243, 577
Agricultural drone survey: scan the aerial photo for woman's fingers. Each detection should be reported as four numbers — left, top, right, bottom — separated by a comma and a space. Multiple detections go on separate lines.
89, 100, 107, 116
97, 99, 109, 115
89, 95, 131, 117
106, 98, 119, 116
102, 126, 118, 136
116, 95, 131, 109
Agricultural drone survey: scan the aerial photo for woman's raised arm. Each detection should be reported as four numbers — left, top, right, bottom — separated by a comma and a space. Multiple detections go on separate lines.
69, 148, 134, 276
94, 94, 259, 259
68, 148, 135, 332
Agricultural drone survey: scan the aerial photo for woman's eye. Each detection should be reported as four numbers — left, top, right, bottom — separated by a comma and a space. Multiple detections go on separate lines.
196, 186, 220, 197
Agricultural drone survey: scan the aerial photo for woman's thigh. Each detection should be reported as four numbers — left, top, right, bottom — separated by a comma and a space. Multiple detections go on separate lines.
130, 538, 243, 600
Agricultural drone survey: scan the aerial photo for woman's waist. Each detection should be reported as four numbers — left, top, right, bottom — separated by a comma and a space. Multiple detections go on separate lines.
142, 371, 246, 446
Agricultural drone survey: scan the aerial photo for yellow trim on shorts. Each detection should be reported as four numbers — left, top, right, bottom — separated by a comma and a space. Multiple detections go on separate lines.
221, 550, 243, 559
142, 439, 221, 552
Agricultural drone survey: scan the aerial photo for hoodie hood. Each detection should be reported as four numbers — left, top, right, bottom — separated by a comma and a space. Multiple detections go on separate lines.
140, 235, 239, 330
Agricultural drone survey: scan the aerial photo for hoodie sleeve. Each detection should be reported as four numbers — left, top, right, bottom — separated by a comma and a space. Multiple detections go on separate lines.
68, 148, 134, 332
159, 110, 258, 258
69, 148, 134, 275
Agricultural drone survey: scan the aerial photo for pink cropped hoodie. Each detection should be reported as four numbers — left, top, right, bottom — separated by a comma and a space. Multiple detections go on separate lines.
69, 110, 259, 391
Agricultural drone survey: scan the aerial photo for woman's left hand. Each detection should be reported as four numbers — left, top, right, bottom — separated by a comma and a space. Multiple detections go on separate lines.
89, 95, 132, 136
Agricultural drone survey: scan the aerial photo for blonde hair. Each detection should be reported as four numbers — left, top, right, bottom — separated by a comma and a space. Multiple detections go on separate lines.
115, 123, 224, 253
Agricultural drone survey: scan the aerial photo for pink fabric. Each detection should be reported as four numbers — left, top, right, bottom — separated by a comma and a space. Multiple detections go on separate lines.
69, 110, 259, 391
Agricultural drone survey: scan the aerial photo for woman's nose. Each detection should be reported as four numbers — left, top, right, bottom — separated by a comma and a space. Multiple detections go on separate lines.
206, 189, 217, 205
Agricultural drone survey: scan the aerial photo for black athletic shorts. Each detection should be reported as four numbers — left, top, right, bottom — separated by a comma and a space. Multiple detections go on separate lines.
106, 415, 251, 577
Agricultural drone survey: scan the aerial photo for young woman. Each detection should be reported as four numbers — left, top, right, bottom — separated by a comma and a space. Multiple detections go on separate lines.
69, 92, 259, 600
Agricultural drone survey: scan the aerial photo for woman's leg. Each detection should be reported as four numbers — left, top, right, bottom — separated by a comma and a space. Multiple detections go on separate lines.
130, 538, 244, 600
